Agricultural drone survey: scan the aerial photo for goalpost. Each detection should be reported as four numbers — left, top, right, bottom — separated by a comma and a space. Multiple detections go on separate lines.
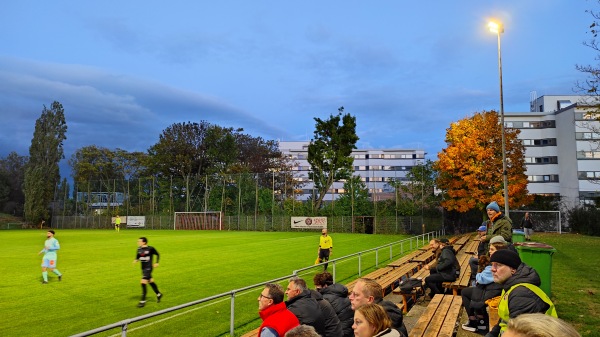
173, 212, 223, 230
509, 210, 562, 233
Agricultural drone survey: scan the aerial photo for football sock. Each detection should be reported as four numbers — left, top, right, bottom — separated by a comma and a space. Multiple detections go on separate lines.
141, 284, 147, 301
42, 271, 48, 282
150, 282, 159, 294
53, 270, 62, 276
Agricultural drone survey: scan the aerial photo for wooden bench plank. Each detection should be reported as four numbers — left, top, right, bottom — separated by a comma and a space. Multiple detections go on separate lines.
388, 250, 425, 267
408, 295, 462, 337
240, 327, 260, 337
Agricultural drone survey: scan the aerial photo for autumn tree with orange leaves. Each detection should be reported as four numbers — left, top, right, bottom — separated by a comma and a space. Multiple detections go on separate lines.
435, 110, 532, 213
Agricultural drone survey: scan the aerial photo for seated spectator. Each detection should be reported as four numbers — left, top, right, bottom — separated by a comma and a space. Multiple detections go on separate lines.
485, 250, 558, 337
353, 303, 402, 337
468, 223, 489, 282
284, 324, 321, 337
349, 278, 407, 336
314, 271, 354, 337
423, 238, 458, 297
504, 313, 581, 337
258, 283, 300, 337
489, 235, 518, 254
309, 289, 343, 337
285, 276, 327, 336
461, 255, 502, 333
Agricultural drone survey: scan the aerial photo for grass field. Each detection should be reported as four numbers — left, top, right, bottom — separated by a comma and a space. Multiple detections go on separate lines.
1, 230, 597, 337
1, 229, 420, 337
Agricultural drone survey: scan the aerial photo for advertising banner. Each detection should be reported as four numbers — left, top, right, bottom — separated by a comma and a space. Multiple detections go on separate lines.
126, 216, 146, 228
291, 216, 327, 229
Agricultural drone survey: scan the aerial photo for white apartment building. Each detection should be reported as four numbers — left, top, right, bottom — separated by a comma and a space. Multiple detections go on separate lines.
278, 141, 426, 201
505, 94, 600, 208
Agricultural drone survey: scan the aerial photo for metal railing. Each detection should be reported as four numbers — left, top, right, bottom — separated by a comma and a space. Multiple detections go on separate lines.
71, 231, 440, 337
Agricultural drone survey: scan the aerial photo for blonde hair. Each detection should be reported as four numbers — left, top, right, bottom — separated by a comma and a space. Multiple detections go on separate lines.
506, 313, 580, 337
355, 303, 391, 335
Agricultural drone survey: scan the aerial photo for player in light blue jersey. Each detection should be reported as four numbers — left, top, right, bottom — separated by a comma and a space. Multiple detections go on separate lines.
38, 230, 62, 284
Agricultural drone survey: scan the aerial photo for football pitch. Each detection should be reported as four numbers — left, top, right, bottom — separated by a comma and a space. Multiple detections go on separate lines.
1, 229, 415, 336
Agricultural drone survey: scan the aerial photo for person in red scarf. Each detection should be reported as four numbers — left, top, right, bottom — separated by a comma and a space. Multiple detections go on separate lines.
258, 283, 300, 337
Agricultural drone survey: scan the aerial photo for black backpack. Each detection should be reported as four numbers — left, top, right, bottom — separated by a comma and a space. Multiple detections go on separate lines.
400, 278, 423, 293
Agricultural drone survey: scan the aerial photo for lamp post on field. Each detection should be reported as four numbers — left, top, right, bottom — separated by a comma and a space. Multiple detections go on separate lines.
489, 20, 510, 217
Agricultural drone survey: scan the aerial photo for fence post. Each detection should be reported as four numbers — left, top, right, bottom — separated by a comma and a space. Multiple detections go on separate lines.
230, 292, 236, 337
121, 323, 128, 337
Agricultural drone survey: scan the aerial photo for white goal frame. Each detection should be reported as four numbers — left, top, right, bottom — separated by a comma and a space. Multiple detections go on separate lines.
173, 212, 223, 230
509, 210, 562, 234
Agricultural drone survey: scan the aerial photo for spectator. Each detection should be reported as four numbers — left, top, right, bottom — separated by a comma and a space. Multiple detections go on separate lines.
461, 254, 502, 333
349, 278, 407, 336
520, 212, 534, 241
258, 283, 300, 337
503, 313, 581, 337
469, 223, 489, 281
309, 289, 343, 337
285, 277, 327, 336
489, 235, 518, 254
485, 250, 558, 337
314, 271, 354, 337
481, 201, 512, 245
353, 303, 402, 337
423, 238, 458, 297
284, 325, 321, 337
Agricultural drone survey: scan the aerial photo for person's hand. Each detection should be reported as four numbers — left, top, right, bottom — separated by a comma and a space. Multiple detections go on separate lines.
153, 263, 159, 268
132, 260, 138, 265
424, 265, 430, 270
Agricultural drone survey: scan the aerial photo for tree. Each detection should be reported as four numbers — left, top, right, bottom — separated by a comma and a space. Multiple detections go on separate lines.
0, 152, 28, 214
335, 175, 372, 216
435, 110, 532, 213
24, 101, 67, 224
307, 107, 359, 210
390, 160, 439, 216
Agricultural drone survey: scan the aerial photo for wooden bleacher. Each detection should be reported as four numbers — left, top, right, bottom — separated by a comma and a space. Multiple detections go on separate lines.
408, 294, 462, 337
240, 327, 259, 337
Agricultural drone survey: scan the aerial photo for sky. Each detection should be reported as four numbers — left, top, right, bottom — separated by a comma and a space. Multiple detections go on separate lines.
0, 1, 596, 177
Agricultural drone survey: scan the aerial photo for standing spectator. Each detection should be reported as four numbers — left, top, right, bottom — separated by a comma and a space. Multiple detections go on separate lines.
318, 228, 333, 270
481, 201, 512, 245
423, 238, 458, 297
503, 313, 581, 337
258, 283, 300, 337
133, 237, 162, 308
484, 250, 557, 337
115, 214, 121, 232
39, 230, 63, 284
349, 278, 407, 336
285, 277, 327, 336
520, 212, 534, 241
314, 271, 354, 337
353, 303, 403, 337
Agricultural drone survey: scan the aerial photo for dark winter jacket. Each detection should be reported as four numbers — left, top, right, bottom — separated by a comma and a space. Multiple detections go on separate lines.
375, 299, 408, 337
310, 290, 343, 337
319, 284, 354, 337
286, 289, 326, 336
486, 263, 549, 337
431, 245, 458, 281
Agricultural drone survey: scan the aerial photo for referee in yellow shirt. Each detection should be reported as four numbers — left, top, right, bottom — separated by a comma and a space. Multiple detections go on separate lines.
318, 228, 333, 270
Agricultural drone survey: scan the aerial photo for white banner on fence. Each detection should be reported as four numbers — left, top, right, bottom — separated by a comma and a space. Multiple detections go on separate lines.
126, 216, 146, 228
291, 217, 327, 229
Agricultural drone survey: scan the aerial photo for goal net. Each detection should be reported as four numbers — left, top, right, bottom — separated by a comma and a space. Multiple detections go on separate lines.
509, 210, 562, 233
174, 212, 223, 230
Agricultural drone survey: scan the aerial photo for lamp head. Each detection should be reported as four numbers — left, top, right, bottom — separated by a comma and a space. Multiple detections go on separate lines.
488, 21, 504, 34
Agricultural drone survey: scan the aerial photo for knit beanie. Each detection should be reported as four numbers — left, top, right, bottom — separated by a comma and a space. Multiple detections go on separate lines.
490, 249, 521, 269
490, 235, 508, 244
486, 201, 500, 212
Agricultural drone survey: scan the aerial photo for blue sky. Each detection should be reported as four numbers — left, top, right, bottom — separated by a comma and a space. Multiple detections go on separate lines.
0, 1, 595, 176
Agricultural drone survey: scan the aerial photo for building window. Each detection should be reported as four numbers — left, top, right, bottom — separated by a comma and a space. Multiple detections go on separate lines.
579, 171, 600, 180
577, 151, 600, 159
528, 175, 559, 182
522, 138, 557, 146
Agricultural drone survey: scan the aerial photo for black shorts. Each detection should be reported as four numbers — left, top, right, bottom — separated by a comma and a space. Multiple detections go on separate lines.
142, 268, 153, 280
319, 249, 331, 260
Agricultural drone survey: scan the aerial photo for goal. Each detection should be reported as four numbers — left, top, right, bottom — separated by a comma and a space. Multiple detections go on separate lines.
509, 210, 562, 233
174, 212, 223, 230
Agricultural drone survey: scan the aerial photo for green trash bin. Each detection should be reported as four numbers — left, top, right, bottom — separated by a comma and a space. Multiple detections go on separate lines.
512, 230, 525, 243
514, 242, 556, 296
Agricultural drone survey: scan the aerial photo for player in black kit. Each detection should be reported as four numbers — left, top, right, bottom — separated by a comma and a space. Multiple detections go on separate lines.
133, 237, 162, 308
